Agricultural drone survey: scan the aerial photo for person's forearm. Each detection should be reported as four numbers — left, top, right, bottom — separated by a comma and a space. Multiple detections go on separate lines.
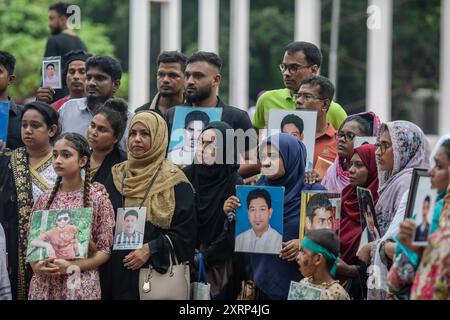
70, 251, 110, 272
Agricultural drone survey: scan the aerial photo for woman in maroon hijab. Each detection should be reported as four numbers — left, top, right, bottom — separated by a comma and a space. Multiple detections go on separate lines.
336, 143, 379, 299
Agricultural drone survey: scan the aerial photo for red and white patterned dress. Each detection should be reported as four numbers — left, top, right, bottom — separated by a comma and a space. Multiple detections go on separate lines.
28, 182, 115, 300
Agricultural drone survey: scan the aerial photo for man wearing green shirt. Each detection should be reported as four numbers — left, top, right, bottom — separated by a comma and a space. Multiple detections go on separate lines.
252, 41, 347, 130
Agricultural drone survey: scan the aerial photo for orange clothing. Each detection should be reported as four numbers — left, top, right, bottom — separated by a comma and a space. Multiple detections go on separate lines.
41, 225, 78, 259
314, 124, 338, 167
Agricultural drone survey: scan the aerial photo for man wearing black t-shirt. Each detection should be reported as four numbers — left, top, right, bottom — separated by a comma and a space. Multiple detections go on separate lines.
44, 2, 87, 102
165, 51, 259, 177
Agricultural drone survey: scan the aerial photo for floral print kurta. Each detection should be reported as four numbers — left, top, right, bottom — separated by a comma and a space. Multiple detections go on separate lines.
27, 182, 115, 300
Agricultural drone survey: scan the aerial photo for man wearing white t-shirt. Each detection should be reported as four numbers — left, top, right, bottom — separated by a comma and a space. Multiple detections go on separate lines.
235, 188, 282, 254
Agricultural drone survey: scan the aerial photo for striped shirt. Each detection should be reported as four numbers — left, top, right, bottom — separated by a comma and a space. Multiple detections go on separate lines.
114, 231, 144, 248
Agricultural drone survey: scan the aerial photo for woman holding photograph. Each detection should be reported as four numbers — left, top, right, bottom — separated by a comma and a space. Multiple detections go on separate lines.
28, 133, 115, 300
108, 111, 196, 299
0, 101, 58, 300
183, 121, 248, 300
322, 112, 381, 193
388, 138, 450, 299
337, 144, 379, 291
361, 121, 430, 300
224, 133, 325, 299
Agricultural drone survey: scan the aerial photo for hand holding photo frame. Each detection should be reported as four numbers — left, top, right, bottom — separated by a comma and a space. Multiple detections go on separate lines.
26, 208, 93, 262
234, 185, 284, 254
404, 168, 438, 246
42, 56, 62, 89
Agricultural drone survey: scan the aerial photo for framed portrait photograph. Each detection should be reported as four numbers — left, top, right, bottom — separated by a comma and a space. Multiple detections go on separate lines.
0, 101, 9, 151
42, 56, 62, 89
357, 187, 381, 244
167, 106, 222, 165
287, 281, 323, 300
404, 169, 438, 246
113, 207, 147, 250
354, 136, 377, 148
234, 185, 284, 254
299, 191, 341, 241
26, 208, 93, 262
267, 110, 317, 171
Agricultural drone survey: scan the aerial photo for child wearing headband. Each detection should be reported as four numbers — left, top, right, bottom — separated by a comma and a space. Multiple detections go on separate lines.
296, 229, 350, 300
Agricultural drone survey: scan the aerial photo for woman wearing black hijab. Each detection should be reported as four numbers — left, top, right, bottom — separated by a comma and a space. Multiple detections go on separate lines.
183, 121, 248, 299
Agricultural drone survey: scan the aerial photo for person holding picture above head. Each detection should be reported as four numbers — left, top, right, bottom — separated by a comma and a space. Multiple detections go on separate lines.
107, 111, 196, 300
361, 121, 430, 300
297, 229, 350, 300
28, 133, 115, 300
0, 101, 59, 300
223, 133, 325, 300
388, 138, 450, 300
321, 112, 381, 194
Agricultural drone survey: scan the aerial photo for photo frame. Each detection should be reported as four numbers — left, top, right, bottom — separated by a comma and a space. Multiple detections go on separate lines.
42, 56, 62, 89
234, 185, 284, 254
354, 136, 377, 148
113, 207, 147, 250
404, 169, 437, 246
357, 187, 381, 243
167, 106, 222, 165
267, 110, 317, 171
299, 191, 341, 241
0, 101, 9, 151
26, 208, 93, 262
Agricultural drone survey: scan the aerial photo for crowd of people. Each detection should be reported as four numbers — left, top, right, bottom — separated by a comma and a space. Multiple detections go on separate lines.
1, 2, 449, 301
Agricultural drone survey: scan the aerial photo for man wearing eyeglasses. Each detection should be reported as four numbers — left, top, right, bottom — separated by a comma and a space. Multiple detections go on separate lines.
252, 41, 346, 131
296, 75, 338, 179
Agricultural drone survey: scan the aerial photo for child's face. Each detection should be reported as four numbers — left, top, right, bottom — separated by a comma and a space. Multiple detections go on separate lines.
297, 246, 319, 278
52, 139, 87, 178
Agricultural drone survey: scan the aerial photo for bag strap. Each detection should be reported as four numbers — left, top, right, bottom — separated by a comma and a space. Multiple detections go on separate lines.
163, 234, 179, 266
197, 252, 208, 284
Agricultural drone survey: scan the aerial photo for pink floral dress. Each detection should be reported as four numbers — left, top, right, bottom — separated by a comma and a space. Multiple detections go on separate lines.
28, 182, 115, 300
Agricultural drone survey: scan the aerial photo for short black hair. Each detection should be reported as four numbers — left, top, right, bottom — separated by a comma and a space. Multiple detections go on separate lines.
285, 41, 322, 68
157, 51, 188, 72
300, 75, 335, 102
340, 115, 372, 136
281, 114, 304, 134
187, 51, 222, 71
86, 55, 122, 82
185, 110, 210, 129
306, 193, 333, 219
21, 101, 60, 143
305, 228, 339, 272
94, 98, 129, 144
56, 209, 71, 219
124, 209, 139, 220
46, 63, 55, 69
423, 195, 431, 204
247, 188, 272, 209
49, 2, 71, 18
0, 51, 16, 75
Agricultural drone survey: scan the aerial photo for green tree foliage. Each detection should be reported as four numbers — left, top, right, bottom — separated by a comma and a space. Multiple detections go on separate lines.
0, 0, 117, 101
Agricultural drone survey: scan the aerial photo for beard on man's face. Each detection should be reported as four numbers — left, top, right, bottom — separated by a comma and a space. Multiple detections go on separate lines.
50, 26, 62, 35
185, 85, 212, 104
